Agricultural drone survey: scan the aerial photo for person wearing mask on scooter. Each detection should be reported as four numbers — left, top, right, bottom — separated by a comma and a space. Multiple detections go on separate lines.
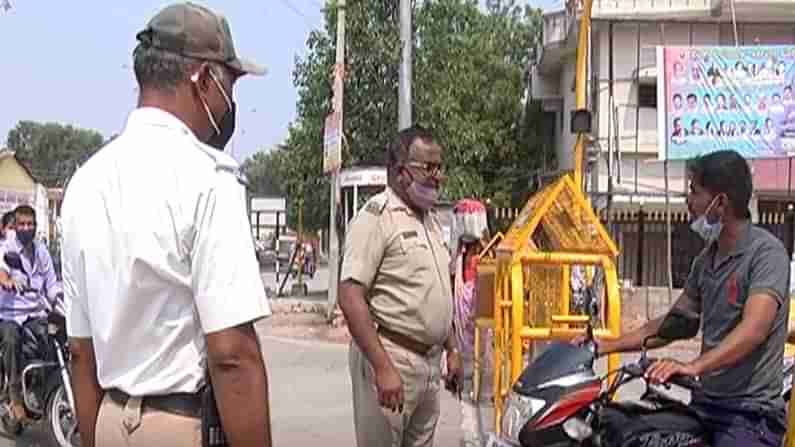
60, 3, 272, 447
583, 150, 789, 446
338, 125, 463, 447
0, 205, 62, 425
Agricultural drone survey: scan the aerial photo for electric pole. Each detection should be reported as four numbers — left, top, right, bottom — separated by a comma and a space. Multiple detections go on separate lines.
326, 0, 345, 321
398, 0, 412, 129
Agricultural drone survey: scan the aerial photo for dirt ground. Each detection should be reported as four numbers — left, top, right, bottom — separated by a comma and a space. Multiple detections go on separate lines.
263, 310, 352, 344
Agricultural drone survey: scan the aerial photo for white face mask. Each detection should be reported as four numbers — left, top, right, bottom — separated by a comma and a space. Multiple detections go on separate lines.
690, 195, 723, 243
1, 229, 13, 242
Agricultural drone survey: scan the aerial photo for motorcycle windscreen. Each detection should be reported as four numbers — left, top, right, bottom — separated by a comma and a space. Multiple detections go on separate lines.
514, 341, 595, 393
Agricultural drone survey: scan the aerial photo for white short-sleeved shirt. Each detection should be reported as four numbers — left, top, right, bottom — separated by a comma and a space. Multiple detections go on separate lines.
61, 107, 271, 396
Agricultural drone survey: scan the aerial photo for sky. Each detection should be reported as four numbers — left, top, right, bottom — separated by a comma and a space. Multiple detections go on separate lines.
0, 0, 557, 164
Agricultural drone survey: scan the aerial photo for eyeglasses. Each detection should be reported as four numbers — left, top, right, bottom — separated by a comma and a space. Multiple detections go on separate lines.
405, 161, 443, 177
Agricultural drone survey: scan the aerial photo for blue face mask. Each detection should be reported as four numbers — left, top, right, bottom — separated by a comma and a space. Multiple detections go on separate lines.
690, 195, 722, 243
16, 229, 35, 247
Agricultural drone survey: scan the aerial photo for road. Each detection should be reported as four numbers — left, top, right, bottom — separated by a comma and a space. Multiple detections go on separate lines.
255, 325, 494, 446
0, 317, 495, 447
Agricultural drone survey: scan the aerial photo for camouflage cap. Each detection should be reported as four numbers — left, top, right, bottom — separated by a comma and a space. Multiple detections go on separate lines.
136, 2, 265, 76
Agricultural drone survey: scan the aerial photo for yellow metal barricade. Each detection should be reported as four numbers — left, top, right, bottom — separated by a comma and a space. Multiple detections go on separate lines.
472, 232, 503, 402
491, 175, 623, 435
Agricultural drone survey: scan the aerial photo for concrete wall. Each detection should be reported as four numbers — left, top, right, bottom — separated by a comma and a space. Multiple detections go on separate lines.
0, 155, 35, 193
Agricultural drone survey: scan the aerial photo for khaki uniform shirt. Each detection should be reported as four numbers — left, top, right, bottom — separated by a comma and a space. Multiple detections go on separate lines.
341, 188, 453, 346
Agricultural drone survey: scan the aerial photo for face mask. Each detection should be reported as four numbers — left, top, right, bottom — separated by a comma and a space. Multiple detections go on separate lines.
406, 178, 439, 211
194, 70, 236, 151
2, 229, 13, 242
206, 101, 236, 150
16, 229, 34, 247
690, 195, 722, 243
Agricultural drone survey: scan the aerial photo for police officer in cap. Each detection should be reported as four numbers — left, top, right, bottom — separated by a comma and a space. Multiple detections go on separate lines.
61, 3, 272, 446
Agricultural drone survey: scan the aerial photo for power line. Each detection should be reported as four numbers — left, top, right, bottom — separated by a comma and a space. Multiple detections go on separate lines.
279, 0, 316, 30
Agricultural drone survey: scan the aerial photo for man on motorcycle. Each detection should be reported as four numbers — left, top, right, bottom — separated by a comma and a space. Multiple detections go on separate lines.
0, 205, 62, 424
590, 150, 789, 446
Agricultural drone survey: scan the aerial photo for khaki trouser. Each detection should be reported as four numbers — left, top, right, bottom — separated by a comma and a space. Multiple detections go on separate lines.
95, 392, 201, 447
349, 335, 442, 447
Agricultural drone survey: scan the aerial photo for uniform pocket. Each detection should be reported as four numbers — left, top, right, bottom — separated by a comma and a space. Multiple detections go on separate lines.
399, 232, 429, 255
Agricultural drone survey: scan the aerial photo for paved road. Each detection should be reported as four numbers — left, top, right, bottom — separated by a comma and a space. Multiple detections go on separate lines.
0, 318, 495, 447
257, 330, 490, 446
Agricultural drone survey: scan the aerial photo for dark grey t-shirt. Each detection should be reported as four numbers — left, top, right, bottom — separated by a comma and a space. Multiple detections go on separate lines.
684, 224, 790, 408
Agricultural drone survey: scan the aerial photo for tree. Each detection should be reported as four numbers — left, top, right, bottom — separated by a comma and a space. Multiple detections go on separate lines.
280, 0, 548, 231
7, 121, 105, 188
241, 147, 288, 197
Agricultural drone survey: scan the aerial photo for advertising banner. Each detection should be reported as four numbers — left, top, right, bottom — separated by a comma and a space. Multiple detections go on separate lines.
323, 112, 341, 174
659, 45, 795, 160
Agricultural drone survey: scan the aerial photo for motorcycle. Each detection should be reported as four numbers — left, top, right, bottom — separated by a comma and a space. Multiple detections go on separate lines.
2, 252, 80, 447
487, 306, 793, 447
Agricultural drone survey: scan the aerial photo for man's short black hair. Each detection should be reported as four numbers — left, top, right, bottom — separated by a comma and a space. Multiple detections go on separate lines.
387, 125, 436, 177
1, 211, 13, 228
688, 150, 753, 219
14, 205, 36, 223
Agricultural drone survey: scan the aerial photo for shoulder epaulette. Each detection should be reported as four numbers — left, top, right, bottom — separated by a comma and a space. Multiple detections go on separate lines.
364, 193, 388, 215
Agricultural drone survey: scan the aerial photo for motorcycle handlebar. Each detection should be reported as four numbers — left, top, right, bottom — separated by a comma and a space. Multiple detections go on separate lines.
629, 356, 702, 391
667, 374, 701, 391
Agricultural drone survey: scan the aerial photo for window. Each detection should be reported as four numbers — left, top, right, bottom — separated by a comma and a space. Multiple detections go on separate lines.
638, 84, 657, 108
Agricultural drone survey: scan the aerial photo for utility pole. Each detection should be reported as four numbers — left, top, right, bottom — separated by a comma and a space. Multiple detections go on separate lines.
326, 0, 345, 321
398, 0, 412, 129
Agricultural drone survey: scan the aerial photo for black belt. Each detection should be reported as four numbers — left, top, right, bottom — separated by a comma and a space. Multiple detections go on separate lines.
106, 389, 202, 419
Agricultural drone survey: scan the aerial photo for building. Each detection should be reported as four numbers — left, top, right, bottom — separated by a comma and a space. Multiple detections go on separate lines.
531, 0, 795, 285
0, 149, 50, 241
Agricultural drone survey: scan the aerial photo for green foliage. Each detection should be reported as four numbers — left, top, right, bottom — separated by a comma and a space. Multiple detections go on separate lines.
241, 147, 288, 198
243, 0, 550, 231
7, 120, 105, 188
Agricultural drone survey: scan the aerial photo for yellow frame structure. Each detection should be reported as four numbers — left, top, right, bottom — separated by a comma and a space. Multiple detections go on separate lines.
491, 174, 623, 435
472, 233, 503, 402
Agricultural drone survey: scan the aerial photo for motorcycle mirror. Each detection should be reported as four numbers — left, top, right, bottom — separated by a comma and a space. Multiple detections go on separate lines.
3, 252, 22, 271
657, 307, 700, 341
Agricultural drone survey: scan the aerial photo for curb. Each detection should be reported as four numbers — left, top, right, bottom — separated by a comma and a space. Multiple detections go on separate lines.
269, 298, 330, 315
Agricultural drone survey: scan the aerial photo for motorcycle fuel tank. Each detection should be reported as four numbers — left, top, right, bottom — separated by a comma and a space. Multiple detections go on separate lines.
514, 341, 596, 394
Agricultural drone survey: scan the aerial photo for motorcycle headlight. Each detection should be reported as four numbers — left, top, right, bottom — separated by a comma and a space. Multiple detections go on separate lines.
501, 392, 546, 444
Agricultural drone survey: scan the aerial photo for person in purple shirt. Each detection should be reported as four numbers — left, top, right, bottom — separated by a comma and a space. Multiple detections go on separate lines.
0, 205, 61, 424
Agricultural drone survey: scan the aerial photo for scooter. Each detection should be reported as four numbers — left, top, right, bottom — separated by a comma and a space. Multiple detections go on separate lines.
487, 306, 793, 447
1, 252, 80, 446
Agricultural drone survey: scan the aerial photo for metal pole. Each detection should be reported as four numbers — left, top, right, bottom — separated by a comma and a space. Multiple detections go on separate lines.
573, 0, 596, 192
399, 0, 412, 129
327, 0, 345, 321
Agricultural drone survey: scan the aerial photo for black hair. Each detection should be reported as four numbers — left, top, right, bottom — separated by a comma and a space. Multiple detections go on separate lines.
14, 205, 36, 223
1, 211, 13, 228
387, 125, 436, 178
688, 150, 752, 219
